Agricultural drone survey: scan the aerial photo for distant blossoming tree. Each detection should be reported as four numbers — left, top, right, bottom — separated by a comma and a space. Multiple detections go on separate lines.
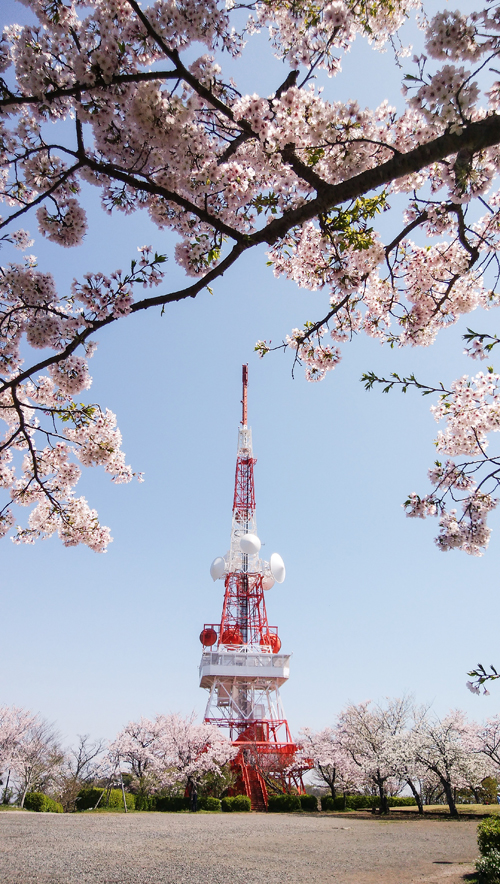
108, 712, 236, 797
412, 709, 491, 817
337, 697, 411, 813
297, 726, 360, 798
1, 0, 500, 556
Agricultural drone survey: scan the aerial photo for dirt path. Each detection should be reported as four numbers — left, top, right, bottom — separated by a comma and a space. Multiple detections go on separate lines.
0, 811, 478, 884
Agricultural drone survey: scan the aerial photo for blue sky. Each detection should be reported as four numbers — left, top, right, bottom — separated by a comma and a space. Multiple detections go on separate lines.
1, 0, 497, 751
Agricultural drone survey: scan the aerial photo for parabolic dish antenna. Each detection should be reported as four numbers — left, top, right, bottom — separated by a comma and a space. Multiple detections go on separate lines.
210, 557, 226, 581
270, 553, 286, 584
240, 533, 261, 554
262, 574, 275, 591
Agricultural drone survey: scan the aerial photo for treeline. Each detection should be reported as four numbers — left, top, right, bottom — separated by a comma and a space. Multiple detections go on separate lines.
2, 699, 500, 816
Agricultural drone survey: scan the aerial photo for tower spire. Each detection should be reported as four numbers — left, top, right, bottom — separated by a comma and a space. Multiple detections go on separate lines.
198, 366, 306, 809
241, 363, 248, 427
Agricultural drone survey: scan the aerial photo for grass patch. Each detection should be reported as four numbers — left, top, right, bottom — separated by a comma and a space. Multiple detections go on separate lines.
389, 805, 500, 816
0, 806, 30, 812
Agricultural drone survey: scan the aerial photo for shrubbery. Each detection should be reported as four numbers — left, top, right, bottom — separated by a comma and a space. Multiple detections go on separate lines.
221, 795, 251, 812
155, 796, 190, 812
267, 794, 301, 812
320, 795, 417, 811
477, 819, 500, 882
134, 794, 156, 811
299, 794, 318, 811
24, 792, 63, 813
478, 817, 500, 856
197, 796, 221, 811
76, 788, 135, 811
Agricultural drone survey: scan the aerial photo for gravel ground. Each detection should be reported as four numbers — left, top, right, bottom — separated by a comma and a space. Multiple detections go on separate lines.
0, 811, 478, 884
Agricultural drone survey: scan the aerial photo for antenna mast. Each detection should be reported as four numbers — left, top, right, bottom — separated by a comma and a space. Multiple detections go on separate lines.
241, 364, 248, 427
198, 365, 309, 809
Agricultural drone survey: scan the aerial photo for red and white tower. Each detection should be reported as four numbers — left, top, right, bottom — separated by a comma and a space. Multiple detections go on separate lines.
199, 366, 304, 809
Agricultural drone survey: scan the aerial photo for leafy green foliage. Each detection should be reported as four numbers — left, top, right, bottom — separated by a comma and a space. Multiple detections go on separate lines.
197, 796, 221, 811
221, 795, 251, 812
476, 848, 500, 882
321, 794, 416, 811
479, 817, 500, 856
319, 195, 387, 253
299, 794, 318, 811
76, 787, 135, 811
267, 793, 301, 812
24, 792, 63, 813
154, 796, 190, 812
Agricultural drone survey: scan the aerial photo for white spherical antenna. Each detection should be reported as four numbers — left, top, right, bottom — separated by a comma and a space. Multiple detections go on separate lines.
262, 574, 275, 591
240, 533, 261, 554
270, 553, 286, 584
210, 557, 225, 581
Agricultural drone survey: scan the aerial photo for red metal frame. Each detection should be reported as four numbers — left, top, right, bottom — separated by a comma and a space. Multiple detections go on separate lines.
200, 365, 312, 807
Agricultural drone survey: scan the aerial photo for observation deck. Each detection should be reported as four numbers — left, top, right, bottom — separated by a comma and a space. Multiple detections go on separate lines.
199, 651, 290, 688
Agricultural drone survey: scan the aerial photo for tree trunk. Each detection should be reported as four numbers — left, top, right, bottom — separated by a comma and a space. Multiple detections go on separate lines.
407, 778, 423, 815
377, 780, 389, 815
442, 780, 459, 818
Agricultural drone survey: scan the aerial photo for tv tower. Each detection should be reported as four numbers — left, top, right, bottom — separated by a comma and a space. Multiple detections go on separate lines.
199, 366, 305, 809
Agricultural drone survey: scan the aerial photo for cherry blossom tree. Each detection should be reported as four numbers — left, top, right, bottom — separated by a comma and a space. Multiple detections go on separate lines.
10, 714, 63, 806
412, 709, 491, 817
108, 712, 236, 799
297, 726, 360, 798
337, 697, 411, 813
0, 704, 35, 802
56, 734, 106, 811
1, 0, 500, 553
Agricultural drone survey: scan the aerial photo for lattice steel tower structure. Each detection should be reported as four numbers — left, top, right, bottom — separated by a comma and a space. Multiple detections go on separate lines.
199, 366, 303, 809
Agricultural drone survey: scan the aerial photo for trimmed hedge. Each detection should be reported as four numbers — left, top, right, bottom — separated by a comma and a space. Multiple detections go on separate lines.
221, 795, 251, 812
267, 794, 301, 813
321, 795, 417, 811
197, 796, 221, 812
300, 794, 318, 811
155, 796, 190, 812
24, 792, 63, 813
479, 817, 500, 856
76, 788, 135, 811
134, 794, 155, 811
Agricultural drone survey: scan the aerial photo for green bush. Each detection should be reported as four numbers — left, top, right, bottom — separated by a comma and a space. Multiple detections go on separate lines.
321, 795, 346, 811
479, 817, 500, 856
155, 796, 190, 812
320, 794, 417, 812
197, 796, 221, 812
76, 788, 134, 811
221, 795, 251, 812
300, 794, 318, 811
134, 794, 156, 811
476, 848, 500, 882
267, 794, 301, 813
24, 792, 63, 813
389, 796, 417, 807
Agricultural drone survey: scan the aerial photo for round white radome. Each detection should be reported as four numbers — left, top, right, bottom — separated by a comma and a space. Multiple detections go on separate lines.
210, 557, 226, 581
240, 533, 261, 554
270, 553, 286, 584
262, 574, 275, 591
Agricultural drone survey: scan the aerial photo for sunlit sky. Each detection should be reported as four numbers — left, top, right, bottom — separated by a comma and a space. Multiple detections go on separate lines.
2, 0, 497, 752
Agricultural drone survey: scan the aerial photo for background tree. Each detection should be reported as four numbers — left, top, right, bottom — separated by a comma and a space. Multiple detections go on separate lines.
297, 726, 359, 799
0, 704, 35, 804
413, 709, 491, 818
108, 712, 236, 799
337, 697, 411, 814
56, 734, 105, 812
0, 0, 500, 557
12, 715, 63, 807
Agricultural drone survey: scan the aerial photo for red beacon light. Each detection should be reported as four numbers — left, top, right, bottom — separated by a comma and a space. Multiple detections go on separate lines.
260, 632, 281, 653
200, 628, 217, 647
220, 626, 243, 646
